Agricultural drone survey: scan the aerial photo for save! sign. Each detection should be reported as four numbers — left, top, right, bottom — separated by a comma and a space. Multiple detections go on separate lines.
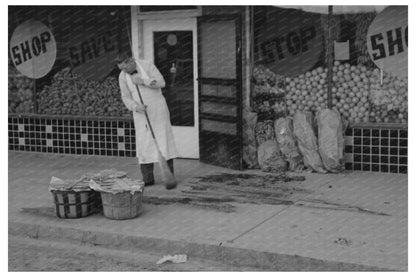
9, 19, 57, 79
367, 6, 408, 77
67, 29, 118, 81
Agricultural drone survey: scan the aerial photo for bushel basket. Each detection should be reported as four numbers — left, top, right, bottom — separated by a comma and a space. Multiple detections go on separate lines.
51, 190, 102, 219
100, 191, 143, 220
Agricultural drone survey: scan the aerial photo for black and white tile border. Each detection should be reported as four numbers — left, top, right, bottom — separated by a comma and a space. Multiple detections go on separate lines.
8, 115, 408, 173
8, 116, 136, 157
344, 127, 407, 174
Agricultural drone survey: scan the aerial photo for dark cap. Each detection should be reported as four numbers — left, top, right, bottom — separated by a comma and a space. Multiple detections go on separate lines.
114, 52, 133, 64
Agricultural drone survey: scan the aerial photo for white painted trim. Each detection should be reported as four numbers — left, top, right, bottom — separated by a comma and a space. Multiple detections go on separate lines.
136, 6, 202, 20
130, 6, 140, 61
138, 18, 200, 159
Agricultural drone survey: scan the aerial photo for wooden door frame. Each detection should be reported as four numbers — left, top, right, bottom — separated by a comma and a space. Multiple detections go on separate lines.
197, 14, 243, 170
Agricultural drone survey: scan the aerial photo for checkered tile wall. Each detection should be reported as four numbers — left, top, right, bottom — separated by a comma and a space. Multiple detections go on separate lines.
8, 116, 136, 157
8, 116, 408, 173
344, 127, 407, 174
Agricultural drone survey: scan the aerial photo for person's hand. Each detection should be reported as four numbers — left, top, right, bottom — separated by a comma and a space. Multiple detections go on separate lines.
131, 74, 145, 85
135, 104, 147, 114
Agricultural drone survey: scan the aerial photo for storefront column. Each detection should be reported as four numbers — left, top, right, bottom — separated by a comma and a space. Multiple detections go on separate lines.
326, 6, 334, 108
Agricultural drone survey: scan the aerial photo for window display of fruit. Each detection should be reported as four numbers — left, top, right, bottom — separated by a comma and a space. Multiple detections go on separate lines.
252, 65, 286, 121
284, 66, 328, 116
368, 69, 408, 124
330, 61, 371, 124
253, 64, 278, 86
8, 62, 35, 114
283, 61, 408, 125
38, 67, 131, 117
252, 92, 286, 120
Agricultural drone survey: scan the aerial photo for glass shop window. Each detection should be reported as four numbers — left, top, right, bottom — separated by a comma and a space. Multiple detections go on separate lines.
252, 5, 407, 125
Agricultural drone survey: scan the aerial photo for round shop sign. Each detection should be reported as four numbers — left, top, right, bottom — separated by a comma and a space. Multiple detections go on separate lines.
367, 6, 408, 77
9, 19, 57, 79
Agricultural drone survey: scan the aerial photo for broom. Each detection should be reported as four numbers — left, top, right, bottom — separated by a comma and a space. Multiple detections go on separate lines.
122, 14, 177, 189
133, 82, 178, 190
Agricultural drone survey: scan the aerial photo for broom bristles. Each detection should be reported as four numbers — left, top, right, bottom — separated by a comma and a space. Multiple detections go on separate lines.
157, 152, 177, 190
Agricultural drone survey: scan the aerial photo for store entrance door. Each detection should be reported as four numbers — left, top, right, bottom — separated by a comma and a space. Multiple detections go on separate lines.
142, 18, 199, 159
197, 15, 243, 170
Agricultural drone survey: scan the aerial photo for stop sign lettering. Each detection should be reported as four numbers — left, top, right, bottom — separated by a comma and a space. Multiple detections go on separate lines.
261, 26, 317, 63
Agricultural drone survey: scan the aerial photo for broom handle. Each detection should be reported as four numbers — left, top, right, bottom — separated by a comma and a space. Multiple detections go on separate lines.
133, 83, 161, 151
122, 18, 165, 160
121, 15, 159, 147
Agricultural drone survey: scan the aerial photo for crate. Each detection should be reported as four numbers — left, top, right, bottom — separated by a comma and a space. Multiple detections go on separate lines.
100, 191, 143, 220
51, 190, 102, 219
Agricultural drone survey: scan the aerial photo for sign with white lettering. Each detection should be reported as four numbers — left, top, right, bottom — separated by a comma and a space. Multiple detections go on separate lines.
367, 6, 408, 77
9, 19, 57, 79
255, 8, 324, 77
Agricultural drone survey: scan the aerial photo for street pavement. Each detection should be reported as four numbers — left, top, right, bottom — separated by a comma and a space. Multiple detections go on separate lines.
9, 235, 258, 271
8, 151, 408, 271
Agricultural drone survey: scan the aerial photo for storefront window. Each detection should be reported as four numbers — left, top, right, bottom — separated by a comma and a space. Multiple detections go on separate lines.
8, 6, 133, 117
8, 57, 35, 114
252, 6, 408, 125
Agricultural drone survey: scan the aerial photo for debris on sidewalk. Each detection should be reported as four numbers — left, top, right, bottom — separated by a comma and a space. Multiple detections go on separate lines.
156, 254, 187, 265
334, 237, 352, 247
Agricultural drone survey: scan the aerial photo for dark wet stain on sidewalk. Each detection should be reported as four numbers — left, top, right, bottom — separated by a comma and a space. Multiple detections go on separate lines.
143, 196, 236, 213
143, 173, 305, 213
143, 173, 390, 216
20, 173, 389, 216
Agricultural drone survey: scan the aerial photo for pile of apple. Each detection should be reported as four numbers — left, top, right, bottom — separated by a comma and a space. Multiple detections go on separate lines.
284, 61, 408, 124
330, 61, 371, 124
285, 62, 372, 124
284, 66, 329, 116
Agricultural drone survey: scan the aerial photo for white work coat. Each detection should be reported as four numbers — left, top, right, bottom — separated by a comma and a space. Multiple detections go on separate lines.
118, 59, 178, 164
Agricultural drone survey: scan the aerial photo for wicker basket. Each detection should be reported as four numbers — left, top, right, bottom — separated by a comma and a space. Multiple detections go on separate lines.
100, 191, 143, 220
51, 190, 102, 219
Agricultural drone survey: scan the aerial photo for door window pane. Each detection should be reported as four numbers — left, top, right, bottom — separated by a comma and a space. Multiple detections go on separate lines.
200, 21, 236, 79
154, 31, 194, 126
201, 84, 236, 98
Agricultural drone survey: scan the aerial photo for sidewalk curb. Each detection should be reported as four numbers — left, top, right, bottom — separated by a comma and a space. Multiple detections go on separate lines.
9, 220, 394, 271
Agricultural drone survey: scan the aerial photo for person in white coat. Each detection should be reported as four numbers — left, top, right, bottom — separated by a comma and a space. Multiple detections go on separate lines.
115, 53, 178, 186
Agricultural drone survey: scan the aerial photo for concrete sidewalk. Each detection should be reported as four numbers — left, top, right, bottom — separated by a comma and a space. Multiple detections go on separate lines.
8, 151, 408, 271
